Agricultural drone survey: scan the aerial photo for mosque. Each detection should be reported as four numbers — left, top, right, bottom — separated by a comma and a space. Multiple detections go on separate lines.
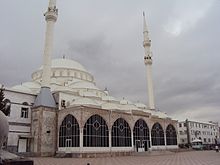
2, 0, 178, 157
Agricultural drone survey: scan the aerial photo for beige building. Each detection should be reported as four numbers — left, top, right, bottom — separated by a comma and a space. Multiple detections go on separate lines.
178, 120, 219, 146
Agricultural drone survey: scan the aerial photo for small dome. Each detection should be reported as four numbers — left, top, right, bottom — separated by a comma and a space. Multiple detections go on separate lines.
11, 84, 33, 94
120, 98, 132, 105
102, 96, 117, 102
22, 82, 41, 89
101, 102, 120, 110
79, 91, 98, 97
118, 104, 139, 111
71, 97, 101, 107
151, 111, 169, 119
69, 81, 99, 90
39, 58, 88, 72
134, 102, 147, 109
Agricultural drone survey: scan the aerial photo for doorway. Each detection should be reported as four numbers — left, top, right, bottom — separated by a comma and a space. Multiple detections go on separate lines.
65, 139, 72, 147
18, 138, 27, 152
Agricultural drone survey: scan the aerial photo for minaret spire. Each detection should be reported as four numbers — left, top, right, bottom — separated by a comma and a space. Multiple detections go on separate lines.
34, 0, 58, 108
143, 12, 155, 110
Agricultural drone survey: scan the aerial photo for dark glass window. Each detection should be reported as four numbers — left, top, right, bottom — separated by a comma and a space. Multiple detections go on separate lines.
133, 119, 150, 148
151, 122, 165, 146
83, 114, 109, 147
166, 124, 177, 145
21, 107, 28, 118
112, 118, 131, 147
59, 114, 80, 147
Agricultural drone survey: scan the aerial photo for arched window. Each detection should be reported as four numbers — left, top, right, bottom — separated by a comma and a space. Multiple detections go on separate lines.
151, 123, 165, 146
133, 119, 150, 148
21, 102, 29, 118
22, 102, 29, 106
59, 114, 80, 147
166, 124, 177, 145
83, 114, 109, 147
112, 118, 131, 147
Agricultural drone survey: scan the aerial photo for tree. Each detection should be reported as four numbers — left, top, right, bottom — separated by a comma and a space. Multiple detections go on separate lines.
0, 85, 10, 116
0, 85, 5, 111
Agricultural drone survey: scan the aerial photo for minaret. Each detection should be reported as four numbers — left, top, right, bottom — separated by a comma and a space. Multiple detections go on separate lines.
143, 12, 155, 110
34, 0, 58, 108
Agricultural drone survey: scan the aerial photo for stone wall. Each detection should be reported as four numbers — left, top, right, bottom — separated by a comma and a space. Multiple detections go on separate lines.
31, 107, 57, 156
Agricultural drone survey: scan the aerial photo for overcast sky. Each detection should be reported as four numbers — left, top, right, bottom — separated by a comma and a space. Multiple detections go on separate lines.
0, 0, 220, 123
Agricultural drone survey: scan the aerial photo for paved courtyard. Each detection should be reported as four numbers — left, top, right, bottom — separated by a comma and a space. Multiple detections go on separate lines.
31, 151, 220, 165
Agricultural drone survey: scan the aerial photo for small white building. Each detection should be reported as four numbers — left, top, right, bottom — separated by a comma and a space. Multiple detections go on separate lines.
178, 120, 219, 146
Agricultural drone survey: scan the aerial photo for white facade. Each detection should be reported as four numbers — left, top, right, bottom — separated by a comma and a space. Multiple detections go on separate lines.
4, 90, 35, 152
178, 120, 219, 145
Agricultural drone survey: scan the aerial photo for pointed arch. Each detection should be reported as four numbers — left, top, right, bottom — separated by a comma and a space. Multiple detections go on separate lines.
59, 114, 80, 147
83, 114, 109, 147
151, 122, 165, 146
166, 124, 177, 145
112, 118, 132, 147
133, 119, 150, 147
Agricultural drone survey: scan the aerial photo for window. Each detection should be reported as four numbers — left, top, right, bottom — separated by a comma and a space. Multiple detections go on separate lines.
133, 119, 150, 147
59, 114, 79, 147
179, 123, 182, 127
183, 123, 186, 127
21, 107, 28, 118
151, 123, 165, 146
166, 124, 177, 145
61, 100, 66, 108
59, 70, 63, 76
83, 114, 109, 147
112, 118, 131, 147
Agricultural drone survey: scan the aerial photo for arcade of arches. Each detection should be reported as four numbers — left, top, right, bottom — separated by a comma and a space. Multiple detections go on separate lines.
58, 113, 177, 150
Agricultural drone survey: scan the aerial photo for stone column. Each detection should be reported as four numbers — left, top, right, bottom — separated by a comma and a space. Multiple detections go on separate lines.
164, 124, 167, 148
80, 128, 83, 152
131, 130, 134, 151
149, 129, 152, 150
109, 129, 112, 153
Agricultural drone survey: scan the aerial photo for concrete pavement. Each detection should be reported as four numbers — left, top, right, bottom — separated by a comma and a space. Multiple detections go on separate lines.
31, 151, 220, 165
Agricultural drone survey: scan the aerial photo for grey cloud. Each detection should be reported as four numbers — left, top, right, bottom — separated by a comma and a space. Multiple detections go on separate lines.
0, 0, 220, 123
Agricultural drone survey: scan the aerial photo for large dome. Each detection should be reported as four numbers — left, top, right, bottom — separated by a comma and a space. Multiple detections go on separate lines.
39, 58, 88, 72
32, 58, 94, 83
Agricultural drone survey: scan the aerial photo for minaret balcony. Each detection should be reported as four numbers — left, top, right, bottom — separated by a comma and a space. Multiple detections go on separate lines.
143, 40, 151, 47
144, 56, 152, 65
44, 7, 58, 22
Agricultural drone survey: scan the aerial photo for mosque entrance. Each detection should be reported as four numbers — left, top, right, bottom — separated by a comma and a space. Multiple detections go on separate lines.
135, 140, 141, 152
143, 140, 149, 151
135, 140, 149, 152
65, 139, 72, 147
